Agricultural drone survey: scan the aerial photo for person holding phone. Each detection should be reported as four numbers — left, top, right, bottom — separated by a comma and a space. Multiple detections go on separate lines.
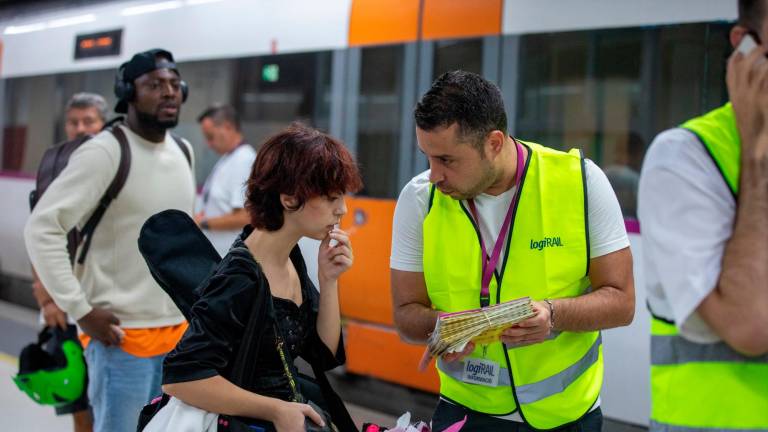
391, 71, 635, 431
638, 1, 768, 430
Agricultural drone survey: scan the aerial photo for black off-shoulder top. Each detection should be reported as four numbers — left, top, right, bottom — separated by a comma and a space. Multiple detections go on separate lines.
162, 226, 344, 402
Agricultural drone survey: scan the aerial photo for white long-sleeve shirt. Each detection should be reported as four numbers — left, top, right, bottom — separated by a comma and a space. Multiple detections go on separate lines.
24, 125, 195, 328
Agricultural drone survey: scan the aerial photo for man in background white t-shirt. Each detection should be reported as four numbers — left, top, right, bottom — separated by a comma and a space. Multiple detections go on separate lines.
196, 104, 256, 256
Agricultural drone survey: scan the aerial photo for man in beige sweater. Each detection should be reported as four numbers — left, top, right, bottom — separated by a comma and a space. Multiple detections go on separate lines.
24, 49, 195, 432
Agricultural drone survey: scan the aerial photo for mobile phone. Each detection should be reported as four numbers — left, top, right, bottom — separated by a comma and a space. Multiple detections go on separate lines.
738, 33, 759, 56
736, 33, 757, 56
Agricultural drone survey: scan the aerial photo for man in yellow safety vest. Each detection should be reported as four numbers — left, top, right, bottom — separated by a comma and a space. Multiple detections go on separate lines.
638, 1, 768, 430
391, 70, 635, 431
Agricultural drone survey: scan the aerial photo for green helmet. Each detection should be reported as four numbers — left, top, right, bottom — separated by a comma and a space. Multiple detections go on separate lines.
13, 325, 86, 406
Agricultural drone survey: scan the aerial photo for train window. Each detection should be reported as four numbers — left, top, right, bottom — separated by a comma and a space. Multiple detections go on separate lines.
516, 24, 732, 220
702, 24, 731, 114
516, 31, 594, 153
517, 29, 645, 219
172, 59, 239, 187
2, 71, 114, 175
1, 77, 35, 173
433, 38, 483, 79
594, 29, 644, 219
234, 51, 332, 147
356, 45, 405, 198
654, 23, 731, 133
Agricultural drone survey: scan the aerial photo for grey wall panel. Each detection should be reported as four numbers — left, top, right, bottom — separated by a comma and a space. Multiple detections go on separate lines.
482, 36, 501, 85
412, 41, 434, 175
330, 49, 347, 140
397, 43, 418, 190
342, 48, 361, 157
500, 35, 520, 135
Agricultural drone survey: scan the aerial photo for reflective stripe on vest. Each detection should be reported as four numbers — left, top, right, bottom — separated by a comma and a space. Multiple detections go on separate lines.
437, 333, 602, 404
435, 329, 565, 389
650, 317, 768, 431
423, 141, 601, 429
652, 334, 768, 365
648, 421, 749, 432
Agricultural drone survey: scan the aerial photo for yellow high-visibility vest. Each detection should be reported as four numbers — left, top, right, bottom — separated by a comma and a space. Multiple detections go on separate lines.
423, 141, 601, 430
646, 104, 768, 431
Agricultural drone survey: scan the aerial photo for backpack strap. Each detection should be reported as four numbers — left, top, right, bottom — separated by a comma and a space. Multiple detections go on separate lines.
229, 246, 268, 386
29, 135, 92, 212
76, 127, 132, 264
171, 134, 192, 167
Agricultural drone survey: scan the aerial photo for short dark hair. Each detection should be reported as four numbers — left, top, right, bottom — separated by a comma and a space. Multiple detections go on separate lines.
739, 0, 766, 32
197, 104, 241, 131
414, 70, 507, 149
245, 122, 362, 231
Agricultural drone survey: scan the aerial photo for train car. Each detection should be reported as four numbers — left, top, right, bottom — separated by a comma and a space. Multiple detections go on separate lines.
0, 0, 737, 427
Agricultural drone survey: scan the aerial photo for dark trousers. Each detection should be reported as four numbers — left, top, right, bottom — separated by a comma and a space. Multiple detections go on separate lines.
431, 399, 603, 432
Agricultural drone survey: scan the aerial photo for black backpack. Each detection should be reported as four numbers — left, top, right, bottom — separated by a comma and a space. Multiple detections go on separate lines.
29, 122, 191, 265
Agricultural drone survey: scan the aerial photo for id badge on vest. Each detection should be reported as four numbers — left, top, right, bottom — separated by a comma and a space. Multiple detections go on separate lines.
462, 358, 501, 387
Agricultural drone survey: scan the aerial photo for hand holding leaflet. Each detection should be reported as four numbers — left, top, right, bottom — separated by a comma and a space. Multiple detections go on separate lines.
421, 296, 535, 369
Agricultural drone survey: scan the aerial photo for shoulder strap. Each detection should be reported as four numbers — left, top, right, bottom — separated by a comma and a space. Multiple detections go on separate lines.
171, 134, 192, 167
29, 135, 91, 211
310, 362, 356, 432
229, 247, 267, 388
77, 127, 132, 264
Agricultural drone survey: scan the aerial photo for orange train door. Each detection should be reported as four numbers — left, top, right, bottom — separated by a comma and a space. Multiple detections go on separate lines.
339, 196, 439, 393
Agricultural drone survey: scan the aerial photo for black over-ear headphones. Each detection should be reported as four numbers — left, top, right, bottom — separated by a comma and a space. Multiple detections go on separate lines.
113, 65, 189, 103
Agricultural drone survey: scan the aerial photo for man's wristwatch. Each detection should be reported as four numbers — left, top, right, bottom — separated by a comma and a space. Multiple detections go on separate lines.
200, 220, 210, 230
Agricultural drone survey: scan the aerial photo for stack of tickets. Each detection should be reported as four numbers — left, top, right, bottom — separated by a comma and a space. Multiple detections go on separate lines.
426, 296, 535, 358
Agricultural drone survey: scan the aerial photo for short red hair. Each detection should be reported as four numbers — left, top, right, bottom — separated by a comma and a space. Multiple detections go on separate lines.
245, 123, 363, 231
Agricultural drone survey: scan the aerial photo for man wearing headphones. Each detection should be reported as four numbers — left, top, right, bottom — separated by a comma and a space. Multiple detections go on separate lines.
25, 48, 196, 432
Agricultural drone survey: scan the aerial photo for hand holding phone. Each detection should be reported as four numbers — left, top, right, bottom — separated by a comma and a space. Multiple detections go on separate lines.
737, 33, 766, 65
738, 33, 759, 55
729, 32, 768, 153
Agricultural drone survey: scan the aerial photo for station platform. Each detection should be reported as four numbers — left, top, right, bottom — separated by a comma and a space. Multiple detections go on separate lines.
1, 299, 646, 432
0, 300, 396, 431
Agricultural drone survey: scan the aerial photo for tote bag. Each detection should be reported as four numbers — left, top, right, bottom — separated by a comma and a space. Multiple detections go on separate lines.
142, 396, 219, 432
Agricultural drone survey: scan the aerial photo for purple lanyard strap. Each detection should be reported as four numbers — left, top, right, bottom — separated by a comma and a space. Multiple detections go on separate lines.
467, 139, 525, 307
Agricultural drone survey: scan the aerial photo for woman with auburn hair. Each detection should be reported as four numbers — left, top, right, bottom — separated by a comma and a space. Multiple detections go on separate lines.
160, 123, 362, 431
